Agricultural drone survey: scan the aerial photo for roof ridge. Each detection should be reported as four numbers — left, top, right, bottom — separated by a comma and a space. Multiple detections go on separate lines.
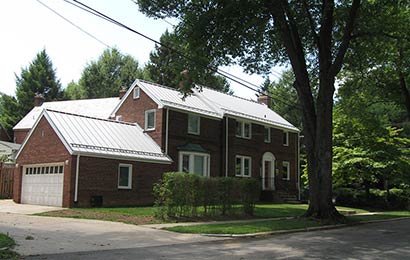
194, 83, 264, 106
43, 97, 119, 104
138, 79, 181, 92
45, 109, 137, 126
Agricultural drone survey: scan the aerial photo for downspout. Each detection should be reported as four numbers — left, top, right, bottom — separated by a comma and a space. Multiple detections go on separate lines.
74, 154, 80, 202
165, 108, 169, 154
225, 117, 228, 177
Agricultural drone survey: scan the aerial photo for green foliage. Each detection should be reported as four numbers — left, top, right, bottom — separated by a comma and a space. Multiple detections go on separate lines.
145, 30, 230, 92
64, 81, 87, 100
153, 172, 260, 219
0, 94, 20, 138
15, 49, 63, 115
79, 48, 145, 98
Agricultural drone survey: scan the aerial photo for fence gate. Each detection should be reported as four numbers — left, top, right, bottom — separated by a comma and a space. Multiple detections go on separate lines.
0, 162, 14, 199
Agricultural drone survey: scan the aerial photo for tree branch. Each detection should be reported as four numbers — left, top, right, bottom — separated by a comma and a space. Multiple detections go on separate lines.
303, 0, 320, 48
329, 0, 361, 78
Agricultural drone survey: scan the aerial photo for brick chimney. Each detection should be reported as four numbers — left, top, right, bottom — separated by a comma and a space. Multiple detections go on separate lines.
258, 93, 271, 106
119, 87, 127, 99
34, 93, 45, 107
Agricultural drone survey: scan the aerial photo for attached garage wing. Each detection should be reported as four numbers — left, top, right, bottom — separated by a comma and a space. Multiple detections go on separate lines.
21, 164, 64, 207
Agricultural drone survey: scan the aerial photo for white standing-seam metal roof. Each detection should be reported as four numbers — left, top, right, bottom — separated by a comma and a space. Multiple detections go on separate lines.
16, 109, 172, 163
113, 79, 298, 132
14, 97, 120, 130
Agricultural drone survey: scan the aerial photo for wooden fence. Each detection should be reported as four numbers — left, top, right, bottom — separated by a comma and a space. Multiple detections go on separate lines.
0, 162, 14, 199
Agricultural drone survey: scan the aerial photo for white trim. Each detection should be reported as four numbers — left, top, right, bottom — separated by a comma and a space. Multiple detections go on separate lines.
262, 152, 275, 190
115, 115, 122, 121
264, 127, 271, 143
133, 87, 140, 99
178, 151, 210, 177
235, 120, 252, 139
283, 131, 289, 146
72, 151, 172, 164
165, 108, 169, 154
224, 113, 299, 133
74, 155, 80, 202
144, 109, 156, 131
282, 161, 290, 181
187, 113, 200, 135
235, 155, 252, 177
118, 163, 132, 189
297, 133, 301, 200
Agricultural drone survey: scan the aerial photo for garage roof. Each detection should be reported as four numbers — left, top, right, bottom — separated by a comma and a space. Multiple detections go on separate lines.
14, 97, 120, 130
17, 110, 172, 163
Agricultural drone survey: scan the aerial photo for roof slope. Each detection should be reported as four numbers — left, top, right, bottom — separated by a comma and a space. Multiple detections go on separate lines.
126, 79, 298, 132
14, 97, 120, 130
17, 110, 171, 163
0, 140, 21, 151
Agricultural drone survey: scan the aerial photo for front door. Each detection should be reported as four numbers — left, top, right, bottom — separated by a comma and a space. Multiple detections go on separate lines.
262, 152, 275, 190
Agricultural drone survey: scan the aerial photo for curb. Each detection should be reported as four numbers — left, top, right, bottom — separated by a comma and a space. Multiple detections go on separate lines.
200, 216, 410, 238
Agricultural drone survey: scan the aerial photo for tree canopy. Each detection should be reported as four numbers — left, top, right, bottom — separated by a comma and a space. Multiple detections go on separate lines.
78, 48, 144, 98
145, 30, 230, 92
15, 49, 63, 115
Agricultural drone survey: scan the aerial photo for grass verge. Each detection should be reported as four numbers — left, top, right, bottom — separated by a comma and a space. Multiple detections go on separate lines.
0, 233, 19, 260
36, 204, 367, 225
164, 211, 410, 235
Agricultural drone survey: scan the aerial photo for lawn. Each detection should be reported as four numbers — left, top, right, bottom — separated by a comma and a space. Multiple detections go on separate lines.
38, 203, 368, 225
0, 233, 19, 259
164, 210, 410, 235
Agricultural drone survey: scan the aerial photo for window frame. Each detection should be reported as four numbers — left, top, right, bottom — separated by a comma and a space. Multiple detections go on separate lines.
187, 114, 200, 135
264, 126, 271, 143
235, 120, 252, 139
144, 109, 156, 131
118, 163, 132, 189
133, 87, 140, 99
235, 155, 252, 177
178, 151, 210, 177
283, 131, 289, 146
282, 161, 290, 181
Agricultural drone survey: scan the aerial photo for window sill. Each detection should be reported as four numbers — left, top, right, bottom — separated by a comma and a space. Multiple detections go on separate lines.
187, 132, 200, 136
144, 128, 156, 132
118, 186, 132, 190
282, 178, 290, 181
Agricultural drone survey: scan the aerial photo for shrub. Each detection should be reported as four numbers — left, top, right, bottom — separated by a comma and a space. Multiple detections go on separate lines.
153, 172, 260, 219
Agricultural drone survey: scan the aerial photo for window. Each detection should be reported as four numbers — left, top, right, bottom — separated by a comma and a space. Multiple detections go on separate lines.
118, 164, 132, 189
145, 109, 156, 130
235, 120, 251, 139
282, 161, 290, 180
283, 131, 289, 146
264, 127, 271, 143
179, 152, 210, 177
115, 115, 122, 121
188, 114, 200, 135
235, 156, 252, 177
24, 165, 64, 175
133, 87, 140, 99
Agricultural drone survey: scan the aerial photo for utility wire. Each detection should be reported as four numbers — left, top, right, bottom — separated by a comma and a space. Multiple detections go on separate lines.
62, 0, 301, 109
36, 0, 110, 48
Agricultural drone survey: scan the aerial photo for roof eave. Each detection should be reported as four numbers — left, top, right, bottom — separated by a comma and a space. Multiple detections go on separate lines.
72, 151, 173, 164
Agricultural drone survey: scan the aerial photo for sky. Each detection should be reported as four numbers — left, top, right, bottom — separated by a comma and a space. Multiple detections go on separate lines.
0, 0, 283, 100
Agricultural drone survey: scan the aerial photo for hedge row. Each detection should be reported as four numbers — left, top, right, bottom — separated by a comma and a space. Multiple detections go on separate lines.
334, 187, 410, 210
153, 172, 260, 219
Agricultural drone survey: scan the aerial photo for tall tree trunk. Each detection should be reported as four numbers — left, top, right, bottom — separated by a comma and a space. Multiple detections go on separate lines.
398, 72, 410, 121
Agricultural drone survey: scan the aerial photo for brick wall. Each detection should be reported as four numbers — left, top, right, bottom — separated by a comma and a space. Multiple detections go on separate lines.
14, 129, 29, 144
75, 156, 170, 207
115, 89, 163, 147
14, 117, 73, 207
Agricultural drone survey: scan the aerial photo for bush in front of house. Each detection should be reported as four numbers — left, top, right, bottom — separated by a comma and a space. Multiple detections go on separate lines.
153, 172, 260, 219
333, 187, 410, 210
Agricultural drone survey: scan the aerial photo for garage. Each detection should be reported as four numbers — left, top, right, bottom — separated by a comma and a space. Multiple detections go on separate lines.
21, 164, 64, 207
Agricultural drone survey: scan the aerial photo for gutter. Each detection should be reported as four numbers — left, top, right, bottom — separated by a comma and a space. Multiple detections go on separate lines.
225, 116, 229, 177
74, 154, 80, 202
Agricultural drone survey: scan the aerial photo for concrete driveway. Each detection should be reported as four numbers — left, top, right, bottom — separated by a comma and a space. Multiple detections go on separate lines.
0, 199, 61, 214
0, 211, 226, 256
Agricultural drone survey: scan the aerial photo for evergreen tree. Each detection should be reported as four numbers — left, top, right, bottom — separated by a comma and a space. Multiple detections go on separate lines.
0, 93, 21, 138
15, 49, 63, 115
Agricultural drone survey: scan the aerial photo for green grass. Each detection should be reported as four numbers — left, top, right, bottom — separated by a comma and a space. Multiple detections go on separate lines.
166, 218, 322, 234
72, 206, 155, 216
0, 233, 19, 260
349, 211, 410, 222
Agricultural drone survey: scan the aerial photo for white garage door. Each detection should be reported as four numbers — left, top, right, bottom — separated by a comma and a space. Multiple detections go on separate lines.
21, 164, 64, 207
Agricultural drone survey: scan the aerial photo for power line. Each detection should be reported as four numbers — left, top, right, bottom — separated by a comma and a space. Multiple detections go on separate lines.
36, 0, 110, 48
61, 0, 300, 109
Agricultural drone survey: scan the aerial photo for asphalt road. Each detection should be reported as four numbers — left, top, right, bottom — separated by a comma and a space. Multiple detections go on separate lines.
26, 219, 410, 260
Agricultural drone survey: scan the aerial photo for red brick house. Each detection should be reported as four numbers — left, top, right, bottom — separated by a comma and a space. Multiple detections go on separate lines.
13, 79, 300, 207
